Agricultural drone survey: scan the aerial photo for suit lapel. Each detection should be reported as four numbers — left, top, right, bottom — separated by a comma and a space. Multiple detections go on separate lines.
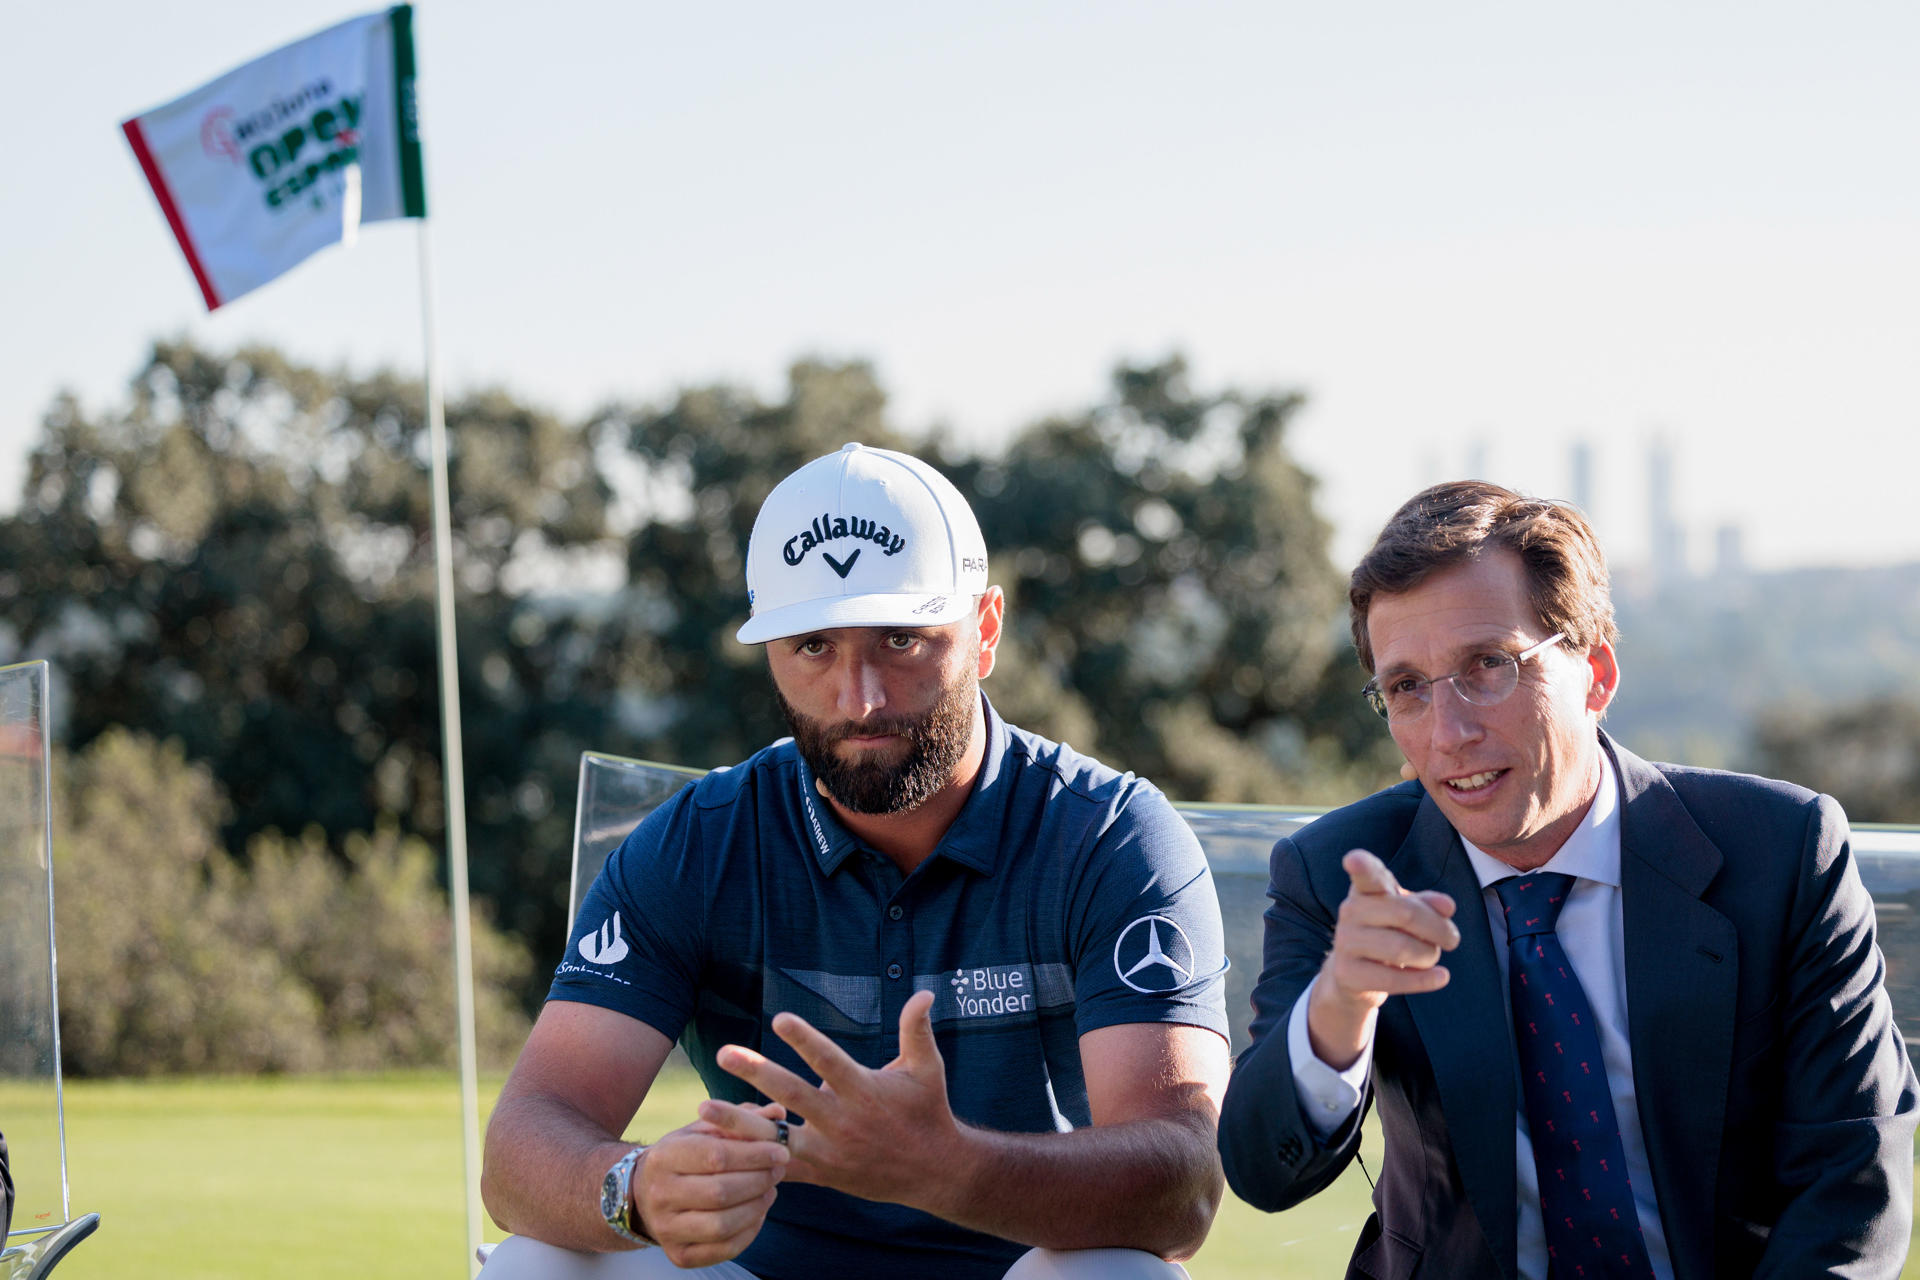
1392, 794, 1522, 1280
1609, 736, 1737, 1280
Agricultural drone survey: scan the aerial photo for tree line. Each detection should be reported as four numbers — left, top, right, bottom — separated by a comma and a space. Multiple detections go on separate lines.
2, 341, 1403, 1059
9, 340, 1902, 1072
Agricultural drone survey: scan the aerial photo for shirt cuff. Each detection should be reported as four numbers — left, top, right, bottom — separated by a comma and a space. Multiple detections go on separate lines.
1287, 973, 1375, 1141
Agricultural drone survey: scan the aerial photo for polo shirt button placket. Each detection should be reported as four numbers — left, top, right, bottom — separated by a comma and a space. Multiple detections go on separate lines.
881, 891, 913, 1036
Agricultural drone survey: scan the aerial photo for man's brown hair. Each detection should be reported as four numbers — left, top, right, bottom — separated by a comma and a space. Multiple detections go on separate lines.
1349, 480, 1617, 672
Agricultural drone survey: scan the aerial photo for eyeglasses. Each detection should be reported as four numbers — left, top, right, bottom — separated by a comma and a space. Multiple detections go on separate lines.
1362, 632, 1566, 722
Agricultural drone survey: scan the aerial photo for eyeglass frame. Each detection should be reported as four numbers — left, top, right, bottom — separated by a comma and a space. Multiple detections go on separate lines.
1361, 631, 1568, 722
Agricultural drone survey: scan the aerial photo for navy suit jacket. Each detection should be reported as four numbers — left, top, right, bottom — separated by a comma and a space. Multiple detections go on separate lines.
1218, 735, 1919, 1280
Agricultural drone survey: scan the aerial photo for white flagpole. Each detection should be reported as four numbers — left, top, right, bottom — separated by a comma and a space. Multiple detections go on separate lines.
417, 217, 485, 1273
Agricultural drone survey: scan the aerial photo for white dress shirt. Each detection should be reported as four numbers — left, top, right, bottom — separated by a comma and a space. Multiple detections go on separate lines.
1286, 750, 1674, 1280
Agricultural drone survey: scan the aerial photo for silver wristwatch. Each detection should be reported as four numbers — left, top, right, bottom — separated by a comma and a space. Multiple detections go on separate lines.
599, 1145, 653, 1247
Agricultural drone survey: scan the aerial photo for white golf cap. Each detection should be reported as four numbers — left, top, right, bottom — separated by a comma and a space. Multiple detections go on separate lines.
737, 442, 990, 644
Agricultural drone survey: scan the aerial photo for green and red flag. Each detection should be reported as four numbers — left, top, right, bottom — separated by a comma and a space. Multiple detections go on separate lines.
120, 6, 425, 311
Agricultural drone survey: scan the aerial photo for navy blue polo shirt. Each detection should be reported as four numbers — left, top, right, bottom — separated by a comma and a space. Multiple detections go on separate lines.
548, 696, 1228, 1280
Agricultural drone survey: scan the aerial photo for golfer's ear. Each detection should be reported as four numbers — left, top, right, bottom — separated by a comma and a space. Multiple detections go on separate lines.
975, 588, 1005, 679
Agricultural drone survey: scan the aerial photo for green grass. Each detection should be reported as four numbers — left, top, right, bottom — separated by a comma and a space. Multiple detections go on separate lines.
18, 1071, 1919, 1278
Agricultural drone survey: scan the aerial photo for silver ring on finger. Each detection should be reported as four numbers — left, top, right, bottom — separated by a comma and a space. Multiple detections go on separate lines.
773, 1119, 790, 1147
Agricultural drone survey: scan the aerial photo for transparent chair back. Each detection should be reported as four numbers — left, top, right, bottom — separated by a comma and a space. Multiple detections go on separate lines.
0, 662, 68, 1240
0, 661, 99, 1276
564, 750, 1920, 1264
563, 752, 1369, 1257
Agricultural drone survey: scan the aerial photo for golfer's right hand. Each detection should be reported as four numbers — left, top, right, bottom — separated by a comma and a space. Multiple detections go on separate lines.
630, 1103, 789, 1269
1307, 849, 1459, 1068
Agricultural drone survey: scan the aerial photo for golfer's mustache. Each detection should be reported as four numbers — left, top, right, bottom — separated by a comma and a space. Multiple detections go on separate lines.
823, 716, 921, 744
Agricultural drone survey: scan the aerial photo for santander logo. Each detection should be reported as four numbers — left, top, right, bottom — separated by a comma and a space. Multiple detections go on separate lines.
578, 912, 630, 966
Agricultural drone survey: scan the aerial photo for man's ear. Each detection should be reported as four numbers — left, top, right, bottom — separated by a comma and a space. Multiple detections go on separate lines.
975, 588, 1005, 679
1584, 640, 1619, 715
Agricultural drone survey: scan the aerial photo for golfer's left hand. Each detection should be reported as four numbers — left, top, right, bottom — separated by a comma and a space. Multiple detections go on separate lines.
707, 989, 961, 1209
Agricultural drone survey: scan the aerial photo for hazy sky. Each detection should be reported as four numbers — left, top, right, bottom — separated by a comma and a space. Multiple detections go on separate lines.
4, 2, 1915, 573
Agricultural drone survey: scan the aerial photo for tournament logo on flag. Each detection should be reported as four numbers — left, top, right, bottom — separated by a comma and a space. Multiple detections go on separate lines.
120, 5, 426, 310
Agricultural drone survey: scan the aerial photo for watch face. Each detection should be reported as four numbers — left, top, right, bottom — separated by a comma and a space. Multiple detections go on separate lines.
602, 1167, 618, 1209
601, 1148, 640, 1238
601, 1160, 624, 1220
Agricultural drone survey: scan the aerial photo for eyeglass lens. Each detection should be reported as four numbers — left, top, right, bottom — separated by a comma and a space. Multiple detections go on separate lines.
1372, 653, 1520, 721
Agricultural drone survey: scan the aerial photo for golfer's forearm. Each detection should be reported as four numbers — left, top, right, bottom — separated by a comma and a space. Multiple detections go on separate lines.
929, 1114, 1223, 1260
481, 1094, 637, 1250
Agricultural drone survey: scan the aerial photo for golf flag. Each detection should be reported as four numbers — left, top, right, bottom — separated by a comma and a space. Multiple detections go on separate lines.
121, 6, 425, 311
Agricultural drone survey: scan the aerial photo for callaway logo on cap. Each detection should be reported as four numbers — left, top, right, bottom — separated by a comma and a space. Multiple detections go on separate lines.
737, 443, 990, 644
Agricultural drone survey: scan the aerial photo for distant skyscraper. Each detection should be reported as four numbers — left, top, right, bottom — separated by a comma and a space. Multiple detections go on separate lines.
1714, 524, 1746, 578
1569, 439, 1594, 516
1648, 435, 1686, 585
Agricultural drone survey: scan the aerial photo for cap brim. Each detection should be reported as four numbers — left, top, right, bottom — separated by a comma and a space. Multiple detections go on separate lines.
736, 592, 976, 644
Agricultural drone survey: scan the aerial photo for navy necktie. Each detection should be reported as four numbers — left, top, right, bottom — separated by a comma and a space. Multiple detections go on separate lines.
1496, 873, 1653, 1280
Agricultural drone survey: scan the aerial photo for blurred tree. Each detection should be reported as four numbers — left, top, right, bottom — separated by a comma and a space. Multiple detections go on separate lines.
52, 729, 530, 1075
53, 729, 325, 1075
232, 822, 532, 1072
0, 341, 623, 967
1749, 697, 1920, 823
949, 356, 1397, 803
11, 342, 1393, 1004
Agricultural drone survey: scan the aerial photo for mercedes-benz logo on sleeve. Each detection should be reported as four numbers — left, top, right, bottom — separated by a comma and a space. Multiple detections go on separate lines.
1112, 915, 1196, 993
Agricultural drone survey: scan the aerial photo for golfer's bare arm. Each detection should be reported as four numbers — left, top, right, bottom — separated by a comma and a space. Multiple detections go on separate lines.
481, 1001, 672, 1249
949, 1021, 1229, 1259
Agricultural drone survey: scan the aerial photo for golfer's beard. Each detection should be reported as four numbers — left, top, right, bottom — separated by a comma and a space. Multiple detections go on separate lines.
778, 675, 977, 815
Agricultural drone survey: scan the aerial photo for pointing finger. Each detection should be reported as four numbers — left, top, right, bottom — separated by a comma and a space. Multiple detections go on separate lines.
1342, 848, 1402, 897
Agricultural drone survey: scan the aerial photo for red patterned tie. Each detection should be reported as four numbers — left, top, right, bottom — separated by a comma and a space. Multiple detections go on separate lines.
1496, 873, 1654, 1279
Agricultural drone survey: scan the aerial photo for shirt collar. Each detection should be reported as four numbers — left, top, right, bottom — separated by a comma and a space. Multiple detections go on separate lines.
1461, 741, 1622, 891
927, 693, 1010, 876
793, 751, 860, 875
792, 692, 1011, 877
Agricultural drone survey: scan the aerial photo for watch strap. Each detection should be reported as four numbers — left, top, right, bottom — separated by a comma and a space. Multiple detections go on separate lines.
600, 1145, 653, 1247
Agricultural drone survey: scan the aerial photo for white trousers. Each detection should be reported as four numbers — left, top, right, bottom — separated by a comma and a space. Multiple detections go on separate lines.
478, 1234, 1190, 1279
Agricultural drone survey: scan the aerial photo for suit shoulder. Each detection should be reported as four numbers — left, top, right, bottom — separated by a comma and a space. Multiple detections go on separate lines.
1284, 780, 1426, 862
1651, 759, 1828, 834
1638, 758, 1848, 885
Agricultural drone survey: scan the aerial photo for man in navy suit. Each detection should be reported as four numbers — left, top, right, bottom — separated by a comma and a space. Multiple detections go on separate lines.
1219, 481, 1918, 1279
